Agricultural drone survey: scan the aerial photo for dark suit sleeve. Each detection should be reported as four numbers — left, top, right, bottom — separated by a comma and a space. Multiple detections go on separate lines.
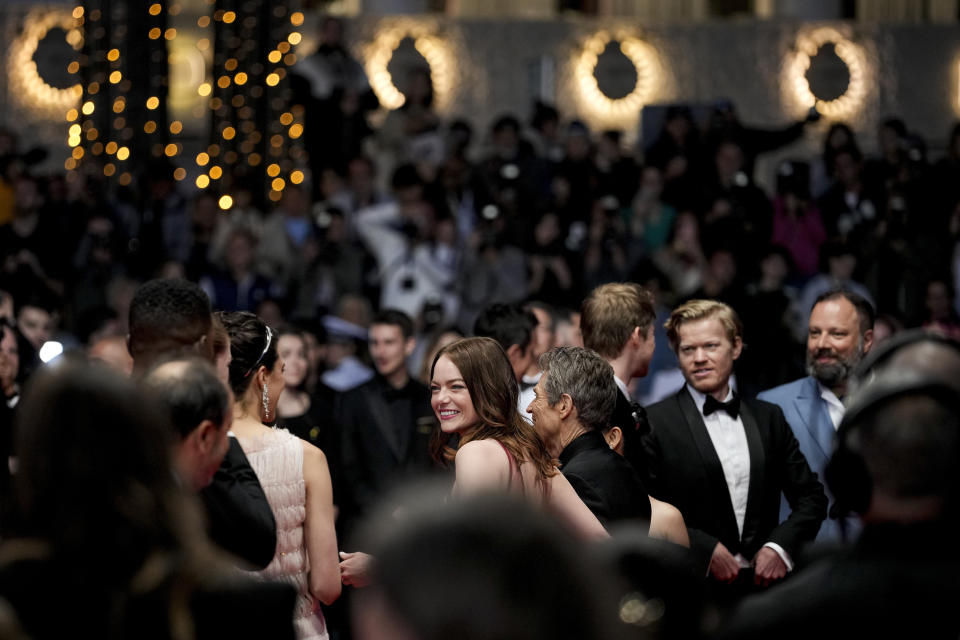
564, 472, 610, 526
338, 390, 378, 514
200, 438, 277, 569
642, 412, 718, 574
765, 407, 827, 556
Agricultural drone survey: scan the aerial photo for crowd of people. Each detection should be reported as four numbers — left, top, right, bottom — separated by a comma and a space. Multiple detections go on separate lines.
1, 13, 960, 640
0, 274, 957, 639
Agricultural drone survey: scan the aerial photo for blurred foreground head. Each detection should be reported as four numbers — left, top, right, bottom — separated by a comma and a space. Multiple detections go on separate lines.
352, 486, 630, 640
13, 359, 199, 570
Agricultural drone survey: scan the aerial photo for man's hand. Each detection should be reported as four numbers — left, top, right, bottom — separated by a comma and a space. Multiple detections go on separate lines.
339, 551, 373, 588
709, 542, 741, 583
752, 547, 787, 587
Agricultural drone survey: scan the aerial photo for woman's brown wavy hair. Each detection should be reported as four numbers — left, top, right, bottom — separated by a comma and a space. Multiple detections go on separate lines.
430, 336, 556, 494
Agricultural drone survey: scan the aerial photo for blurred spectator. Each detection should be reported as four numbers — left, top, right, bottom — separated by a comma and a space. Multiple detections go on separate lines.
817, 145, 883, 244
276, 327, 336, 456
291, 207, 371, 319
584, 197, 630, 290
1, 360, 296, 638
653, 210, 705, 299
703, 100, 815, 180
864, 116, 908, 194
738, 246, 804, 396
201, 228, 278, 313
292, 15, 378, 191
771, 161, 826, 279
378, 67, 443, 180
355, 165, 459, 325
810, 122, 860, 198
645, 105, 702, 212
921, 277, 960, 340
595, 130, 639, 207
414, 326, 463, 384
87, 334, 134, 376
553, 307, 583, 348
628, 165, 677, 261
553, 120, 598, 225
700, 138, 773, 259
320, 315, 373, 393
258, 184, 315, 290
351, 492, 623, 640
526, 100, 564, 162
183, 193, 221, 281
526, 211, 575, 306
457, 220, 527, 331
794, 241, 874, 341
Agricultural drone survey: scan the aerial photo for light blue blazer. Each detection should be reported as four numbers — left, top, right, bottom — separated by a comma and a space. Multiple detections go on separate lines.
758, 376, 860, 543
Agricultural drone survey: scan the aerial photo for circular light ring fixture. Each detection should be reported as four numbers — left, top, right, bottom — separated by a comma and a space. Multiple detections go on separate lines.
783, 26, 869, 121
573, 30, 663, 125
363, 21, 456, 111
7, 8, 83, 118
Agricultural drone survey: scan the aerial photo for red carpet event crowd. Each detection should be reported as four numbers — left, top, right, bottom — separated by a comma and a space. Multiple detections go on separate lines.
1, 19, 960, 640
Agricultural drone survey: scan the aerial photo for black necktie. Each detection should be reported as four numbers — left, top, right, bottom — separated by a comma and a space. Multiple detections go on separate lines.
703, 395, 740, 419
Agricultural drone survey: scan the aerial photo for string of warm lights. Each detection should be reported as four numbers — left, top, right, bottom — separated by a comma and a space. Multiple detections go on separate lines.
200, 0, 305, 210
782, 26, 870, 121
7, 8, 83, 120
363, 19, 456, 112
571, 29, 663, 130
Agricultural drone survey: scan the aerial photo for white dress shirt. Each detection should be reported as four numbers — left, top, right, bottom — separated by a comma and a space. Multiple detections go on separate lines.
613, 374, 631, 401
817, 382, 845, 430
686, 385, 793, 571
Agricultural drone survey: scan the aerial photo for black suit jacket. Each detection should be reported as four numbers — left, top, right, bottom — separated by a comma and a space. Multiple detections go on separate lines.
642, 388, 826, 574
338, 376, 437, 527
610, 388, 649, 477
200, 438, 277, 569
559, 430, 651, 526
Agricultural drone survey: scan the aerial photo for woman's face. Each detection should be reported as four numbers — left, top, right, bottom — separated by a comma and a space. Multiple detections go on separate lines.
430, 355, 478, 434
278, 334, 308, 388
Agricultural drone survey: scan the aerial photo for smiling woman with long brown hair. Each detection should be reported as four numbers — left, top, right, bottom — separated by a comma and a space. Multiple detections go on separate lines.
430, 336, 606, 539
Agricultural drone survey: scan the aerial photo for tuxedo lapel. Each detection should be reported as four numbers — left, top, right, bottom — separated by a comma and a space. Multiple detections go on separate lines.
793, 377, 835, 462
676, 390, 739, 536
364, 387, 403, 461
739, 400, 766, 545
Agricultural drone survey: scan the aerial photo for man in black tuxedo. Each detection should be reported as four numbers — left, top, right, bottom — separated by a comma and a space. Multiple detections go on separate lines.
527, 346, 651, 526
338, 309, 436, 538
642, 300, 826, 591
580, 283, 657, 476
128, 278, 276, 569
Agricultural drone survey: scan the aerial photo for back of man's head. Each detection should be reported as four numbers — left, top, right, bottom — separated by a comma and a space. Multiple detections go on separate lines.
142, 357, 230, 441
580, 283, 655, 360
834, 371, 960, 524
128, 279, 212, 375
539, 347, 617, 432
473, 303, 536, 356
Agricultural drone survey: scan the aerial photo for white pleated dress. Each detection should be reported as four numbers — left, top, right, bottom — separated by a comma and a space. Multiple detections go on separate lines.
237, 429, 327, 640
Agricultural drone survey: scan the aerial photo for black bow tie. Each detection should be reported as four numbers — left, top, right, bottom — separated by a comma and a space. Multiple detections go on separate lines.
703, 395, 740, 419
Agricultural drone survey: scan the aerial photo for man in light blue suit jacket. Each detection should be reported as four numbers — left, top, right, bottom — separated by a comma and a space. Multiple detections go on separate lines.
758, 289, 874, 543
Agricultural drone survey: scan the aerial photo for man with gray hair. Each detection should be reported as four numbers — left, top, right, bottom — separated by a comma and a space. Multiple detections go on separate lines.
526, 346, 651, 525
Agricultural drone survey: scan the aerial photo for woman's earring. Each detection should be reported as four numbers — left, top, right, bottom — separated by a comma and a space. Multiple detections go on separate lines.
262, 382, 270, 420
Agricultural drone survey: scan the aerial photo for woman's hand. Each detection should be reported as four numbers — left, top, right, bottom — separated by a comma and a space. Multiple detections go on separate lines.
339, 551, 373, 588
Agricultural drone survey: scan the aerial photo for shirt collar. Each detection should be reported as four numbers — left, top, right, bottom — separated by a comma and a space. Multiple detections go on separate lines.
613, 375, 630, 399
686, 384, 734, 416
816, 381, 845, 410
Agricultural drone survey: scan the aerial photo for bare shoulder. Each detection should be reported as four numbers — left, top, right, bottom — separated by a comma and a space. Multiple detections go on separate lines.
455, 438, 507, 464
300, 439, 330, 471
648, 497, 690, 547
453, 439, 510, 492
